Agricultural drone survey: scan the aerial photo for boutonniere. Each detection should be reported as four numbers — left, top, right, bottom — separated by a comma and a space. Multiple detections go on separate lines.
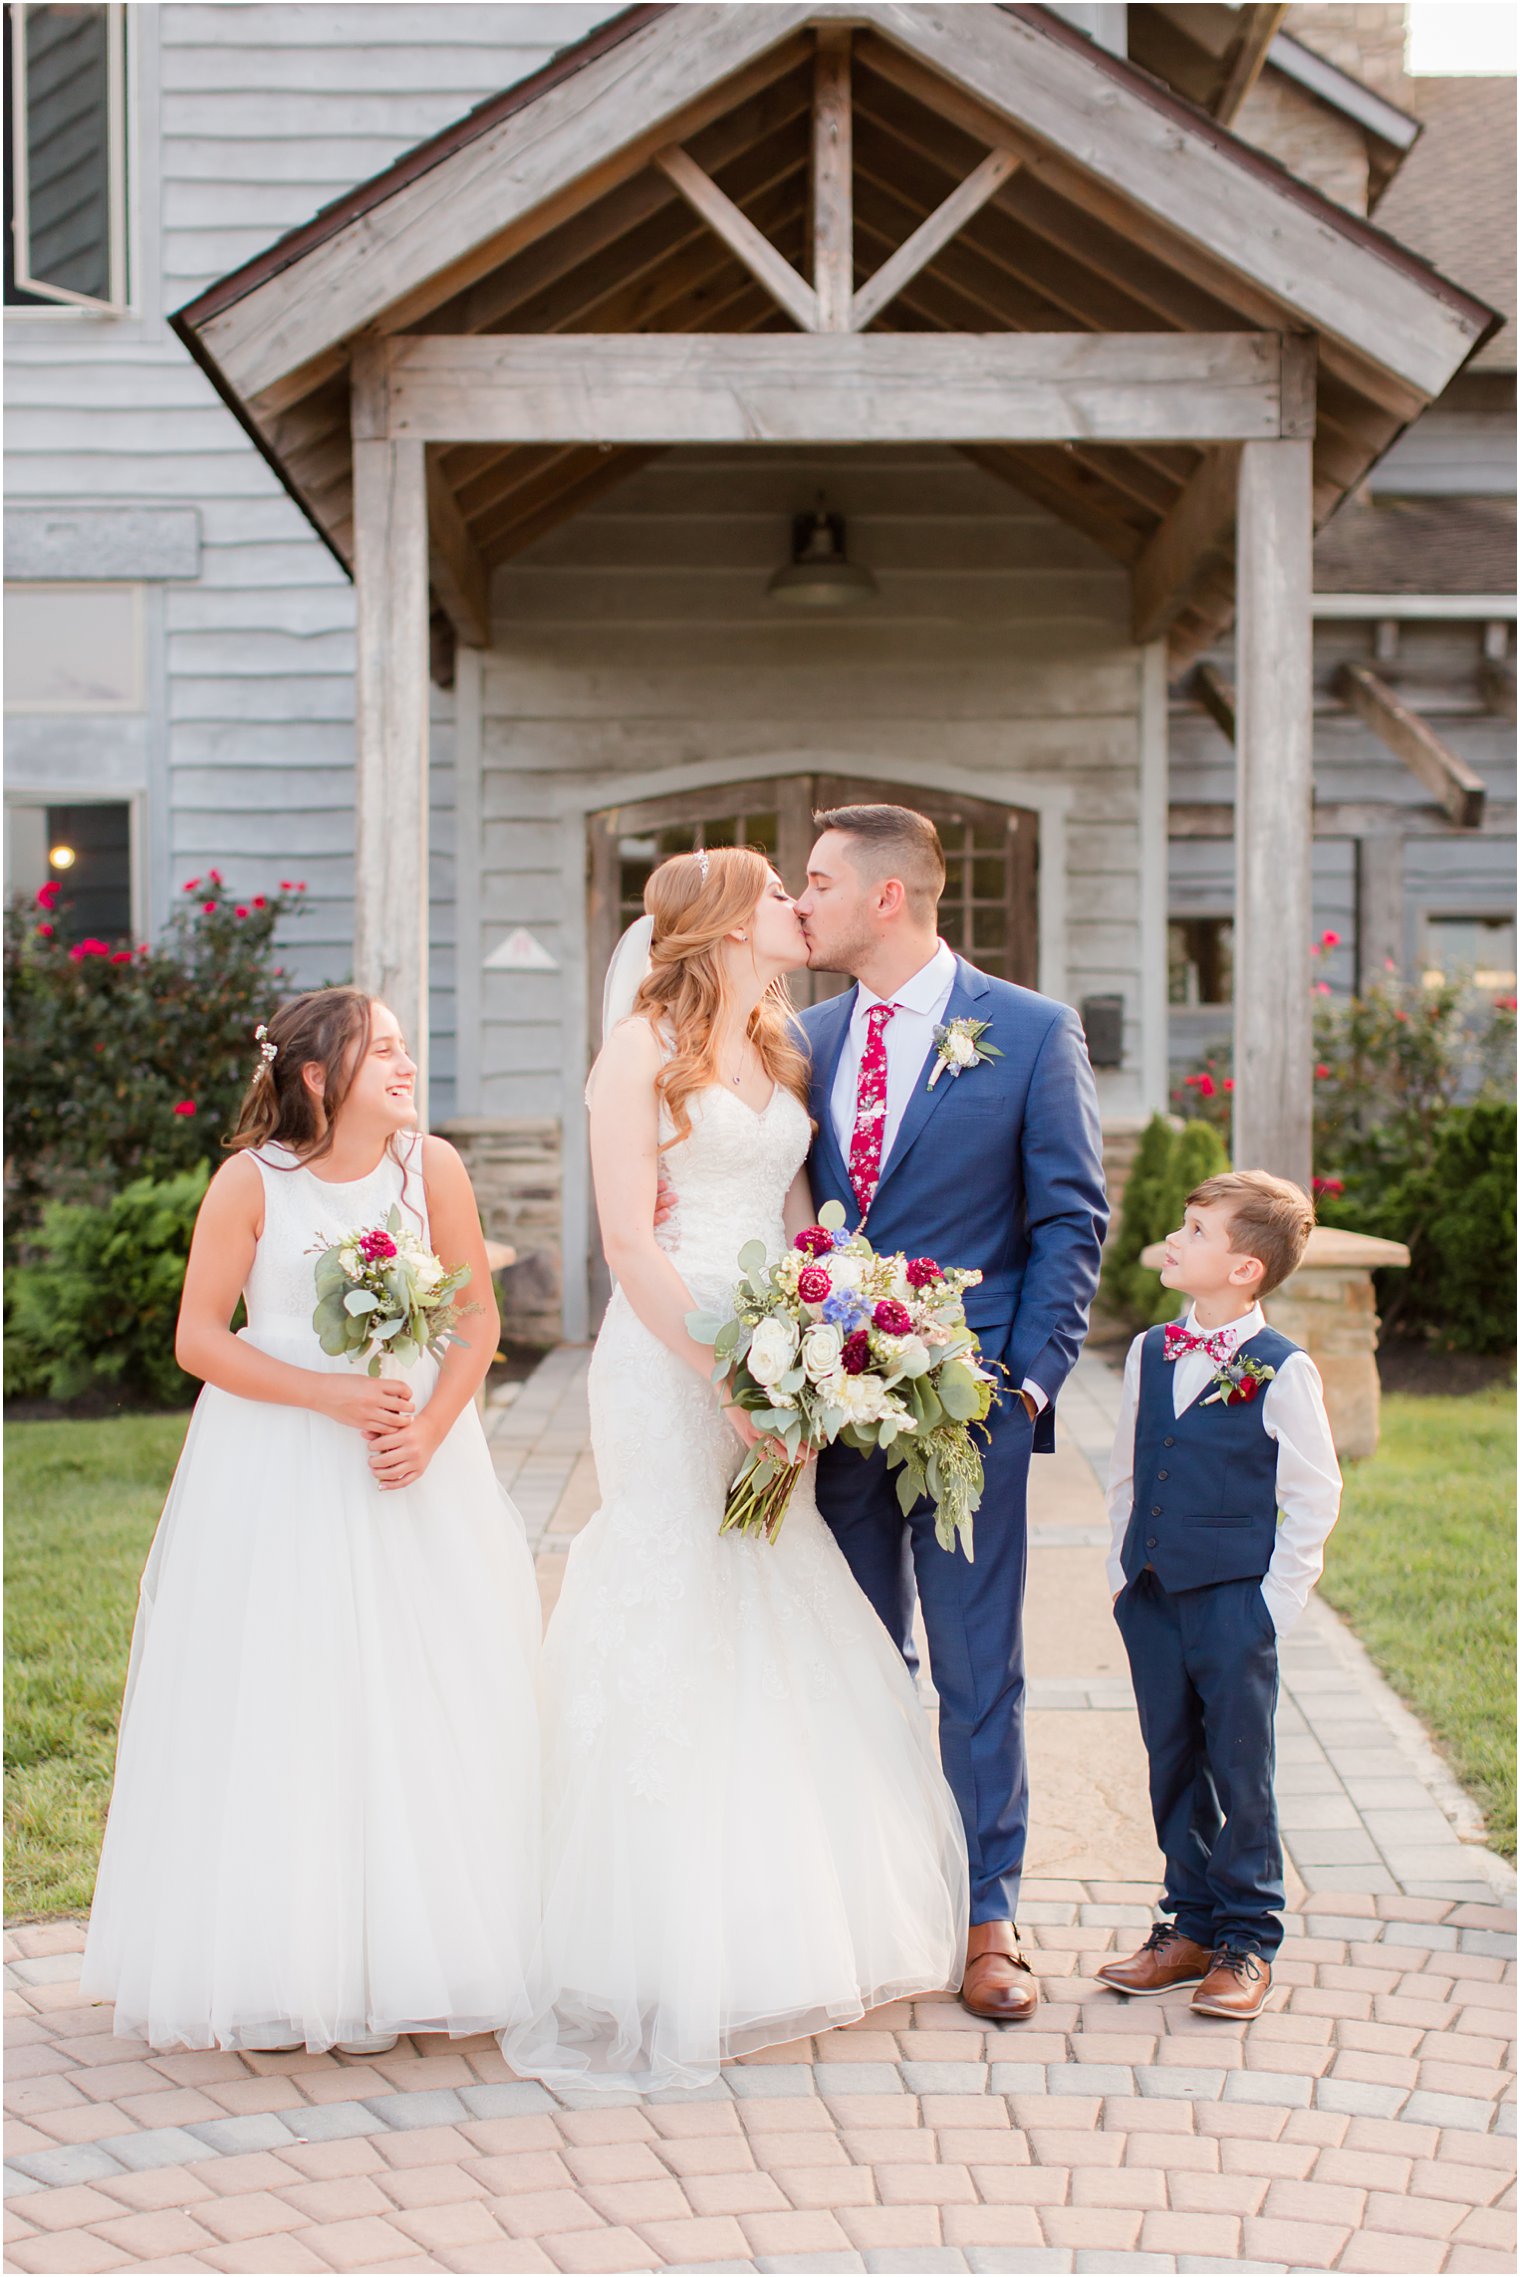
927, 1016, 1002, 1091
1200, 1354, 1277, 1408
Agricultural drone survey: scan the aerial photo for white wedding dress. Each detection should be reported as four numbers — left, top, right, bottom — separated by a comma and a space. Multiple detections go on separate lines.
504, 1079, 968, 2094
81, 1133, 542, 2052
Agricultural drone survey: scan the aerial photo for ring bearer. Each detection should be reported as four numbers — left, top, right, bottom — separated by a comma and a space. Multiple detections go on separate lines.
1098, 1171, 1342, 2020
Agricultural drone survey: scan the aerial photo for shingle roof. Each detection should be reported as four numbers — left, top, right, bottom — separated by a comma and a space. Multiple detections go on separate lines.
1375, 74, 1516, 371
1314, 493, 1517, 593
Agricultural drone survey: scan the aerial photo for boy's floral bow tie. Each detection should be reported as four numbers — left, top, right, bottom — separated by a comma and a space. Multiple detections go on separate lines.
1163, 1323, 1235, 1365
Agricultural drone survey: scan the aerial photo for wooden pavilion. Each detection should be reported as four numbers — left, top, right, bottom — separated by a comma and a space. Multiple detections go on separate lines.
171, 2, 1499, 1335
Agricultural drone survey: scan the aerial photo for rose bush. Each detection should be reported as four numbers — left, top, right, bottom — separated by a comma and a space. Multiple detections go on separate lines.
5, 875, 308, 1234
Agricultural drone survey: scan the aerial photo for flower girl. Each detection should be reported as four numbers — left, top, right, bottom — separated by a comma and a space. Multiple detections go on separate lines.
81, 987, 540, 2054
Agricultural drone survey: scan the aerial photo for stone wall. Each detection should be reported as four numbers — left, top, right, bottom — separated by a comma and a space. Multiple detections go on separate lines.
1285, 2, 1411, 107
436, 1116, 563, 1347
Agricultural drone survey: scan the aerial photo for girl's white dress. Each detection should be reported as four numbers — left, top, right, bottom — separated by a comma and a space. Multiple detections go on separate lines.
503, 1083, 968, 2094
81, 1134, 541, 2052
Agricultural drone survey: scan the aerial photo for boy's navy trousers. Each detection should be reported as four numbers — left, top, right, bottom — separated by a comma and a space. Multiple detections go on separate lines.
1114, 1567, 1285, 1958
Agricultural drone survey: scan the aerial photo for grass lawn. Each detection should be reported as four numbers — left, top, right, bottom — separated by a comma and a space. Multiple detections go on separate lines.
1321, 1385, 1516, 1858
5, 1413, 187, 1917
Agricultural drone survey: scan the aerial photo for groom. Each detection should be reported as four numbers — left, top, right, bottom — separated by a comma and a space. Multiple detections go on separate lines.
794, 804, 1108, 2021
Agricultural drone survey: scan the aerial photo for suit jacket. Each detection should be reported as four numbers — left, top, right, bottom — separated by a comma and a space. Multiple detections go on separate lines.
799, 958, 1109, 1455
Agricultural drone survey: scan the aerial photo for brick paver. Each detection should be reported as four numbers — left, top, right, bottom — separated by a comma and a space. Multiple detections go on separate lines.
7, 1348, 1514, 2275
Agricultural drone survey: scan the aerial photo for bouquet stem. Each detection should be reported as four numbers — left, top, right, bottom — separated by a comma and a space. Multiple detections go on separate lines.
720, 1448, 807, 1543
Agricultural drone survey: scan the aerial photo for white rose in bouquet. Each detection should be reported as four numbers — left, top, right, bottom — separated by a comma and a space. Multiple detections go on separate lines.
828, 1252, 864, 1291
747, 1314, 799, 1386
800, 1323, 844, 1383
947, 1027, 978, 1067
836, 1373, 904, 1427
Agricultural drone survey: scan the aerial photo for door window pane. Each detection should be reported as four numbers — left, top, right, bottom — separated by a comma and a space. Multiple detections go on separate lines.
615, 811, 778, 931
1169, 917, 1233, 1007
7, 797, 132, 941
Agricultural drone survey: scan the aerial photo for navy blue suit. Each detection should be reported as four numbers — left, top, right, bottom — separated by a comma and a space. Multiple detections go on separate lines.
1114, 1324, 1297, 1957
801, 959, 1108, 1925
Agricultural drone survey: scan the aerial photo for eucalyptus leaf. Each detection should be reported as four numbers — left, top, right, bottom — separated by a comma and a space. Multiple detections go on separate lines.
343, 1289, 381, 1315
686, 1309, 725, 1345
737, 1239, 767, 1275
817, 1199, 846, 1231
937, 1364, 980, 1421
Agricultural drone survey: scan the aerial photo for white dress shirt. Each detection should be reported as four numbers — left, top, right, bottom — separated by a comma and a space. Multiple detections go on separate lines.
1104, 1302, 1343, 1635
828, 939, 1048, 1416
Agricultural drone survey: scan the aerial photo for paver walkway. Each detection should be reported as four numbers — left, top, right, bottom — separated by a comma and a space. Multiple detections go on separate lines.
6, 1350, 1514, 2277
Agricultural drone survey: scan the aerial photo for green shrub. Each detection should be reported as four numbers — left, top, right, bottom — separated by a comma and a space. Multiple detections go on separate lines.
1321, 1102, 1517, 1353
6, 1166, 210, 1408
1103, 1115, 1230, 1326
4, 873, 307, 1233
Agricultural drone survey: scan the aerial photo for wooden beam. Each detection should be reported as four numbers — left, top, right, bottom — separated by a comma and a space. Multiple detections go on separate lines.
858, 3, 1483, 398
851, 146, 1020, 331
1131, 446, 1240, 644
425, 452, 491, 648
1215, 4, 1289, 124
1336, 661, 1488, 828
351, 343, 431, 1105
377, 331, 1290, 446
197, 10, 818, 400
1168, 800, 1516, 838
1190, 661, 1238, 742
811, 27, 853, 331
1480, 656, 1517, 723
653, 142, 820, 330
1234, 436, 1314, 1188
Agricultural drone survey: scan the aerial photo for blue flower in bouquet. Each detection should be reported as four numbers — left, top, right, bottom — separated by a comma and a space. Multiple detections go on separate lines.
821, 1288, 870, 1330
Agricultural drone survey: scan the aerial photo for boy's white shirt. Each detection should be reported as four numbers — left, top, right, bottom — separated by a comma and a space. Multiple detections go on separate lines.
1104, 1301, 1344, 1635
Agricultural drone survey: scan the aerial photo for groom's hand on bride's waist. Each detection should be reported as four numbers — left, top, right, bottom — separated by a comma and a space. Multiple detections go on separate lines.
654, 1170, 677, 1228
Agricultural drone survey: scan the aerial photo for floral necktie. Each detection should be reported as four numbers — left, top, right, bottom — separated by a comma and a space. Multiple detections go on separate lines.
848, 1003, 897, 1219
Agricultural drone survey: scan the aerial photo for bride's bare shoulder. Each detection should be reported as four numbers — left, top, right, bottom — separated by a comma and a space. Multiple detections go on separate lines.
587, 1014, 666, 1113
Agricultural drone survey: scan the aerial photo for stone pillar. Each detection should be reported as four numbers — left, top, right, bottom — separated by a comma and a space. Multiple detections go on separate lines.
436, 1116, 563, 1347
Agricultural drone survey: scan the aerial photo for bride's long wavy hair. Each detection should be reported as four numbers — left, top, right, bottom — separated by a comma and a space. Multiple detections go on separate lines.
632, 846, 809, 1151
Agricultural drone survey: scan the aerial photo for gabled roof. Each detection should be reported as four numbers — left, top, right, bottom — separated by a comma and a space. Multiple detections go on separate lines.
170, 3, 1504, 668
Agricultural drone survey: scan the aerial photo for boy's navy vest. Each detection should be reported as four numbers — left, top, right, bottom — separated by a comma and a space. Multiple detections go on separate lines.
1121, 1322, 1300, 1592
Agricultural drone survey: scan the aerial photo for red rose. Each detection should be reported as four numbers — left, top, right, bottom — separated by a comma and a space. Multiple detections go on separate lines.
172, 1100, 197, 1117
234, 905, 249, 919
1223, 1078, 1235, 1092
1315, 1064, 1330, 1080
797, 1265, 831, 1304
183, 877, 201, 893
358, 1229, 397, 1261
1237, 1375, 1260, 1403
202, 901, 217, 914
210, 870, 223, 884
111, 950, 132, 963
35, 880, 60, 910
873, 1298, 912, 1337
280, 879, 294, 891
906, 1257, 942, 1288
794, 1226, 834, 1258
36, 923, 53, 938
841, 1329, 871, 1375
1321, 929, 1341, 948
1196, 1073, 1216, 1099
297, 880, 306, 891
68, 938, 110, 962
253, 896, 267, 909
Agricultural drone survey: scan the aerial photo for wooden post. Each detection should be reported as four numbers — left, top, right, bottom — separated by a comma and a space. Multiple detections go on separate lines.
352, 342, 432, 1110
1233, 434, 1313, 1188
812, 28, 852, 332
1356, 830, 1406, 987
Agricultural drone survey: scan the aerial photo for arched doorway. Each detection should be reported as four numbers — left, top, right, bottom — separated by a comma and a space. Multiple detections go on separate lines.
588, 772, 1039, 1036
584, 773, 1038, 1318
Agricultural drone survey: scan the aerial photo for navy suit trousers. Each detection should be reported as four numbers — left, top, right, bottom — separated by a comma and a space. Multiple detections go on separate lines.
1114, 1569, 1285, 1957
815, 1389, 1035, 1927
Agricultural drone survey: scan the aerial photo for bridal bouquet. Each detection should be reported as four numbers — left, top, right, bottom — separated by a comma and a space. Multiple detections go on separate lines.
688, 1200, 997, 1558
310, 1209, 472, 1374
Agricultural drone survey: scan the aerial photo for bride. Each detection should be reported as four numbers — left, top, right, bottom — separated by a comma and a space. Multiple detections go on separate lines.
504, 845, 968, 2094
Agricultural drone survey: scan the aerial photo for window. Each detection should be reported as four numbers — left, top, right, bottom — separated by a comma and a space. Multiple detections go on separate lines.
5, 796, 134, 941
5, 2, 128, 310
1168, 917, 1233, 1008
1421, 914, 1517, 996
3, 583, 143, 709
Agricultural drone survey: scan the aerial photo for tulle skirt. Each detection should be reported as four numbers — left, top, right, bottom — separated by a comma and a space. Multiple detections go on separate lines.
502, 1291, 968, 2095
81, 1336, 541, 2052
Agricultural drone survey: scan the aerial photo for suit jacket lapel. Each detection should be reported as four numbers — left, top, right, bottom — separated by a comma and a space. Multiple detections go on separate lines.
807, 985, 857, 1196
871, 958, 991, 1206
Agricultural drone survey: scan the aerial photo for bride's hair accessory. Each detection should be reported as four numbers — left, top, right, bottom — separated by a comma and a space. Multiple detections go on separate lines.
254, 1022, 278, 1071
694, 848, 710, 882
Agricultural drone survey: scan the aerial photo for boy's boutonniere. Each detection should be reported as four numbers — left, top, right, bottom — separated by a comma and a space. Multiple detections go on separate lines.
1200, 1353, 1277, 1408
927, 1016, 1002, 1091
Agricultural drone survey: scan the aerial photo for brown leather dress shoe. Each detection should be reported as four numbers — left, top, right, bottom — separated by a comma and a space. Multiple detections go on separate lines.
1096, 1922, 1214, 1997
1192, 1945, 1273, 2019
960, 1922, 1039, 2022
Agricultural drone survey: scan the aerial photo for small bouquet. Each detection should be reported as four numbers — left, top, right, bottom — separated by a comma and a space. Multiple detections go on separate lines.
310, 1208, 473, 1375
688, 1199, 998, 1557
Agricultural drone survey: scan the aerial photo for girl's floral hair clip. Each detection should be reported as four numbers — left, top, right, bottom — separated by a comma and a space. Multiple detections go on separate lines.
254, 1022, 278, 1071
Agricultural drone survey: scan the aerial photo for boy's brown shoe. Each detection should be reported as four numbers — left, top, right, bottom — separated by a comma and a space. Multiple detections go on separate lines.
1095, 1922, 1213, 1996
1192, 1945, 1273, 2018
